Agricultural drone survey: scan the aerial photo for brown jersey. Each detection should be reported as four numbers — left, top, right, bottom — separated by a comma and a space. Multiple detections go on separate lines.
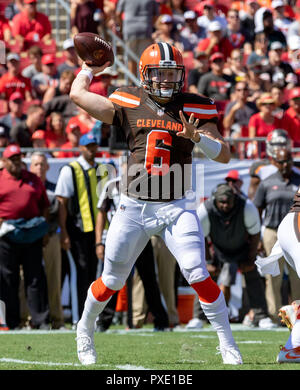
109, 86, 218, 201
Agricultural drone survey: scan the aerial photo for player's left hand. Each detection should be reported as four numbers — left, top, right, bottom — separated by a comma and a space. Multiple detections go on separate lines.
177, 111, 200, 142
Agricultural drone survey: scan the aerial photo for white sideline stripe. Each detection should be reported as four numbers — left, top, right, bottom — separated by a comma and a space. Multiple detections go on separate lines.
0, 358, 82, 367
0, 358, 149, 370
116, 364, 149, 370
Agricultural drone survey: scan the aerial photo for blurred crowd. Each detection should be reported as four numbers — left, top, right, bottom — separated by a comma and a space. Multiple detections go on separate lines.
1, 0, 300, 332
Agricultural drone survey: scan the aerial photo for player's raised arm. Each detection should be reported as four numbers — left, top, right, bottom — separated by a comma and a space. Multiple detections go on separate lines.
69, 61, 115, 124
177, 111, 231, 164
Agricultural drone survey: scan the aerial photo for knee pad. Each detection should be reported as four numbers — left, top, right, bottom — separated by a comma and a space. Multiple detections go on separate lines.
91, 277, 117, 302
191, 276, 221, 303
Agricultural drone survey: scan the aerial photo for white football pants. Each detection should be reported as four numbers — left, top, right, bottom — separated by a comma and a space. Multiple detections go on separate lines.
277, 212, 300, 277
102, 194, 209, 290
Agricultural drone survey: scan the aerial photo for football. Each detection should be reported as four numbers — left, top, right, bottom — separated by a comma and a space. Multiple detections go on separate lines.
74, 32, 114, 67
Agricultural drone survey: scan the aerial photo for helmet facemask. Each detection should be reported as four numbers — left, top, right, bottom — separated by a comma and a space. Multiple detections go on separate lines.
141, 60, 185, 102
266, 129, 292, 158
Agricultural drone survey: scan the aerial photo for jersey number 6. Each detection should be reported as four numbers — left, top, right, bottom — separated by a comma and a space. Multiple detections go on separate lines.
144, 130, 172, 176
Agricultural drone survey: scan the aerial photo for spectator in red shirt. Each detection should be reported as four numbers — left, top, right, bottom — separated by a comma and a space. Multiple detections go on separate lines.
0, 15, 12, 42
283, 87, 300, 146
65, 107, 96, 136
89, 66, 118, 97
0, 53, 32, 101
0, 144, 50, 329
248, 93, 289, 158
196, 20, 234, 61
224, 8, 246, 49
11, 0, 52, 50
56, 124, 81, 158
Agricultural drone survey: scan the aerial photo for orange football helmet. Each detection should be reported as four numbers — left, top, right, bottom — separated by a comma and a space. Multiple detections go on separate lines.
139, 42, 185, 101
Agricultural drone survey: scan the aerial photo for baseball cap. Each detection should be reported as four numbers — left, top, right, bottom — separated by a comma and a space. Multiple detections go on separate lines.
79, 133, 98, 146
203, 0, 214, 8
208, 21, 222, 32
7, 53, 20, 62
184, 10, 197, 20
32, 130, 46, 140
42, 54, 55, 65
225, 170, 240, 181
289, 87, 300, 99
2, 144, 21, 158
271, 0, 284, 8
24, 0, 37, 3
9, 91, 23, 102
213, 183, 235, 202
161, 14, 173, 24
210, 52, 224, 62
270, 41, 284, 50
66, 123, 81, 134
63, 38, 74, 51
288, 35, 300, 50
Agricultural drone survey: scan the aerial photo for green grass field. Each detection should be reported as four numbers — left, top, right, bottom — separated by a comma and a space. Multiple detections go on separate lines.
0, 324, 298, 371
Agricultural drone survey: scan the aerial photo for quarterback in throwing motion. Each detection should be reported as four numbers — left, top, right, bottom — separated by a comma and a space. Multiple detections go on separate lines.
70, 42, 242, 365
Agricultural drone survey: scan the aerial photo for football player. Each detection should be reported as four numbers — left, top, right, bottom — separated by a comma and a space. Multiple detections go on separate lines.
248, 129, 292, 200
70, 42, 242, 365
256, 185, 300, 363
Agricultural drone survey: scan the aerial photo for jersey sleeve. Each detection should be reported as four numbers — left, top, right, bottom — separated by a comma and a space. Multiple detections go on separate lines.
183, 93, 219, 127
108, 86, 141, 127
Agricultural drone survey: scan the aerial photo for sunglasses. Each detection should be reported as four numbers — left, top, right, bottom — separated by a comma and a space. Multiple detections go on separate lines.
274, 159, 292, 164
236, 88, 248, 91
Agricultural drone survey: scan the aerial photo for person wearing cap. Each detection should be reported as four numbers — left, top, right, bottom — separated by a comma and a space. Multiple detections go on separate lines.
0, 53, 32, 102
248, 92, 291, 158
65, 106, 96, 138
115, 0, 159, 75
253, 148, 300, 325
152, 14, 193, 52
55, 123, 81, 159
0, 92, 26, 136
225, 169, 247, 199
179, 10, 206, 51
0, 144, 50, 329
265, 41, 296, 88
11, 0, 52, 49
31, 54, 59, 100
197, 51, 234, 101
22, 45, 43, 80
30, 130, 52, 158
55, 132, 108, 321
57, 38, 80, 77
196, 20, 234, 60
197, 182, 275, 329
196, 1, 227, 36
272, 0, 292, 38
187, 50, 210, 94
10, 103, 45, 147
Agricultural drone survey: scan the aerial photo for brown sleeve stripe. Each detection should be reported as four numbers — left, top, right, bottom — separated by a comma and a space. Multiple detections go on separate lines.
109, 91, 141, 108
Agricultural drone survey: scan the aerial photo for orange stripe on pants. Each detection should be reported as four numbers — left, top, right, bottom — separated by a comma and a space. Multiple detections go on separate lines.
91, 277, 117, 302
191, 277, 221, 303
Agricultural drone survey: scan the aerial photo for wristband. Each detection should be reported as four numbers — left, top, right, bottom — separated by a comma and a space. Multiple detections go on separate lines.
196, 134, 222, 160
77, 69, 93, 83
95, 242, 105, 248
